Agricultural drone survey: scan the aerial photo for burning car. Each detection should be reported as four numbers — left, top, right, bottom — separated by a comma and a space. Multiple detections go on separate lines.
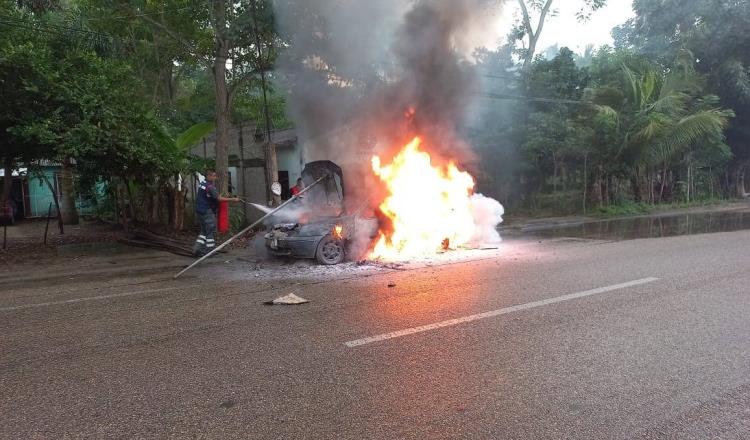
264, 161, 378, 265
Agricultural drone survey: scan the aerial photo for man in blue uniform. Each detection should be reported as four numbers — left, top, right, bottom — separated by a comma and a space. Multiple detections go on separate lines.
193, 169, 239, 257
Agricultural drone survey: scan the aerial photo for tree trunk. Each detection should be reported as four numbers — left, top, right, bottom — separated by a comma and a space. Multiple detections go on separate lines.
212, 0, 231, 195
630, 169, 641, 203
176, 173, 185, 231
552, 152, 558, 193
59, 157, 79, 224
126, 180, 137, 223
594, 163, 604, 208
148, 178, 160, 225
735, 163, 748, 197
658, 162, 668, 203
39, 170, 64, 234
518, 0, 554, 69
582, 153, 587, 214
251, 0, 281, 207
116, 181, 129, 233
172, 188, 185, 231
238, 124, 247, 223
605, 174, 611, 206
1, 157, 12, 206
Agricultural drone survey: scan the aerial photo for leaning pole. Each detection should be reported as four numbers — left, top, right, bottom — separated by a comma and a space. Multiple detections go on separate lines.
173, 174, 328, 279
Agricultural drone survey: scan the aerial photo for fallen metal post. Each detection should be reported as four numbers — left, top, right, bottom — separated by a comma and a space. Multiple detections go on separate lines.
173, 174, 328, 279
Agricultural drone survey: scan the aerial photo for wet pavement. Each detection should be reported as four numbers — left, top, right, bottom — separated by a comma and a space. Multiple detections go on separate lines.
2, 215, 750, 438
508, 206, 750, 241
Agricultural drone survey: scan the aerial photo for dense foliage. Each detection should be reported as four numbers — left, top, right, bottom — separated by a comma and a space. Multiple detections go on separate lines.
0, 0, 287, 229
472, 1, 743, 214
1, 0, 747, 226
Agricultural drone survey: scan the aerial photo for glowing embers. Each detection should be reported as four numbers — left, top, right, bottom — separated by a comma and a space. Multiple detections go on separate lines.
370, 137, 478, 261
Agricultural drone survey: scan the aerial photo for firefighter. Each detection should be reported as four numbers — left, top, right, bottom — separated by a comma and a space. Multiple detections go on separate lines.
193, 169, 239, 257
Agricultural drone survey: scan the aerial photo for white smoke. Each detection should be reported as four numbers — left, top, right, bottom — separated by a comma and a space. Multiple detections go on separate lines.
470, 193, 505, 245
250, 202, 308, 224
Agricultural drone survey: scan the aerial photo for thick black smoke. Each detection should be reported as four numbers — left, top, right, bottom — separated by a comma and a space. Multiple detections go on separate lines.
275, 0, 503, 162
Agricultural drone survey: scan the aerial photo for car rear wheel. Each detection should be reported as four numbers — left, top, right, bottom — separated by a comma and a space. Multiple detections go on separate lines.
315, 235, 345, 265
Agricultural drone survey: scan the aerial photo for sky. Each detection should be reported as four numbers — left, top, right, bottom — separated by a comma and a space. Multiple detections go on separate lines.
498, 0, 636, 54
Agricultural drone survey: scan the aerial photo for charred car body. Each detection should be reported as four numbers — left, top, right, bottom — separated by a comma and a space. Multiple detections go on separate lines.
264, 161, 378, 265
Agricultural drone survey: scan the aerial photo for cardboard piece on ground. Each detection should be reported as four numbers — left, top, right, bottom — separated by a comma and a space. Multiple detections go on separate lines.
264, 293, 309, 305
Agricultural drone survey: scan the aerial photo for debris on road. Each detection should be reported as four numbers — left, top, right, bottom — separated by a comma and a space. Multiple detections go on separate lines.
264, 293, 310, 305
118, 230, 194, 257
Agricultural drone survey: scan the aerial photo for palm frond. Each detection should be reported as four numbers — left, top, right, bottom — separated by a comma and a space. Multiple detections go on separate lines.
651, 109, 734, 163
649, 91, 690, 116
634, 113, 670, 143
621, 64, 641, 108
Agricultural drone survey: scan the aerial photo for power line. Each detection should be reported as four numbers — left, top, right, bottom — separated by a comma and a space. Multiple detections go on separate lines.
477, 91, 588, 105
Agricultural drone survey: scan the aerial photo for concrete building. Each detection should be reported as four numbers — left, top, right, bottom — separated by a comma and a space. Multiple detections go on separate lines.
190, 123, 303, 222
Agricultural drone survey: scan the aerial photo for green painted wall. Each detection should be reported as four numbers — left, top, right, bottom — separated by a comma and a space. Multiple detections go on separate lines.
25, 166, 97, 218
26, 167, 58, 217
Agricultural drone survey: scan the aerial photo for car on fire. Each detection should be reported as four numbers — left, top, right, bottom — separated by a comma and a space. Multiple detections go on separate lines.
264, 160, 378, 265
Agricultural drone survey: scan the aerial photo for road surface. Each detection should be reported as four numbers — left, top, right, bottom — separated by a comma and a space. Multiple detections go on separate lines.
1, 230, 749, 439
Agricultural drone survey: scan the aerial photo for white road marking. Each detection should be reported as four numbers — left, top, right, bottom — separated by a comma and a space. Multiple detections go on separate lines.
0, 287, 181, 312
344, 277, 660, 348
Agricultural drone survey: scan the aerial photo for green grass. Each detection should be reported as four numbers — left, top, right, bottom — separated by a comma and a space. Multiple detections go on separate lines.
508, 196, 739, 220
592, 198, 732, 218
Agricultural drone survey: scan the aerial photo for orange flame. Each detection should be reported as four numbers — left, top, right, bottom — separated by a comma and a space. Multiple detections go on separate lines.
333, 224, 344, 240
370, 136, 476, 260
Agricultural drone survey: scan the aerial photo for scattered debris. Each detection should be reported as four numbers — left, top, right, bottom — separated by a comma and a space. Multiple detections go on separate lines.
118, 230, 194, 257
264, 293, 310, 305
371, 261, 406, 270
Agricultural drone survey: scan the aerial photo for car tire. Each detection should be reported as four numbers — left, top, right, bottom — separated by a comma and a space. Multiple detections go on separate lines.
315, 235, 345, 265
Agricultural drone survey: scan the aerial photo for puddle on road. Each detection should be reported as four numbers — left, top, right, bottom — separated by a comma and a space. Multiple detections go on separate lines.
517, 209, 750, 241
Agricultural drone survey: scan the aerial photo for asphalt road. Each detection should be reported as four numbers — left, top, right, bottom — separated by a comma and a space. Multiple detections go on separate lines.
1, 230, 750, 439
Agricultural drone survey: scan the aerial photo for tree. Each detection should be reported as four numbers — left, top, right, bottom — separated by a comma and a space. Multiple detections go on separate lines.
617, 0, 750, 196
589, 54, 733, 203
513, 0, 608, 69
112, 0, 284, 200
522, 48, 589, 193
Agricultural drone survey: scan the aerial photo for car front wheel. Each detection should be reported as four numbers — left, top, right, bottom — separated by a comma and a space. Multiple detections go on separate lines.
315, 235, 345, 265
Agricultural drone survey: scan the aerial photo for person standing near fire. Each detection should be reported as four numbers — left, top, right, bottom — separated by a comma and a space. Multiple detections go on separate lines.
193, 169, 239, 257
290, 177, 304, 197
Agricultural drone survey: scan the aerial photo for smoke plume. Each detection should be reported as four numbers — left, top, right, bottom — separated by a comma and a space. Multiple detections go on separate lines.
273, 0, 507, 254
274, 0, 505, 172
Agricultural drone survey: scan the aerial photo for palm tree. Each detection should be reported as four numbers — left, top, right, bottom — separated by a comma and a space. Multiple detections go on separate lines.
590, 56, 734, 203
